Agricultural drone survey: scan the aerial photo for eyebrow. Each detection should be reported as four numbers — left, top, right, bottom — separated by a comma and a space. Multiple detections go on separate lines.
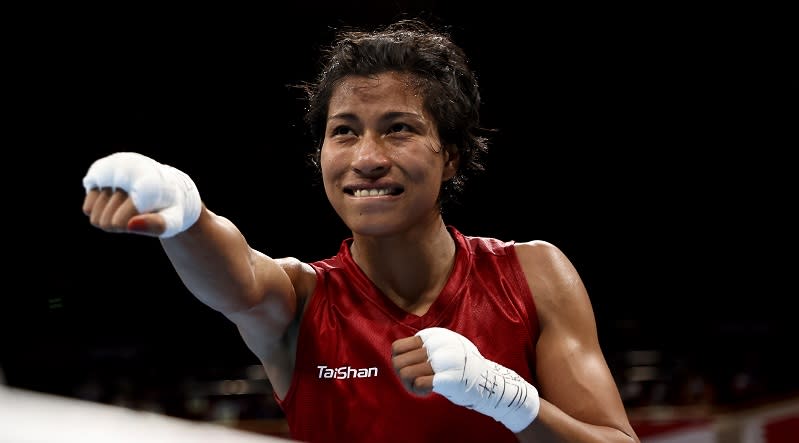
327, 111, 424, 123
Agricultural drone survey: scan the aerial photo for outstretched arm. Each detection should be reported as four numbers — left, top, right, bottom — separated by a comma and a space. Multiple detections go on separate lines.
81, 153, 300, 373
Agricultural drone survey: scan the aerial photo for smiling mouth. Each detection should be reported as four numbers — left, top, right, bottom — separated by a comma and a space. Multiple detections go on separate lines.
345, 187, 404, 197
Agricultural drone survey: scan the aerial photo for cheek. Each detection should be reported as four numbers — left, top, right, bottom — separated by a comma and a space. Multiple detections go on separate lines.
320, 147, 345, 189
319, 147, 335, 177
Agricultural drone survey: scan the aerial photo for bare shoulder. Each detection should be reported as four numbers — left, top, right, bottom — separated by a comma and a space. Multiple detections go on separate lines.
274, 257, 318, 303
512, 240, 591, 328
512, 240, 579, 284
274, 256, 315, 279
513, 239, 561, 258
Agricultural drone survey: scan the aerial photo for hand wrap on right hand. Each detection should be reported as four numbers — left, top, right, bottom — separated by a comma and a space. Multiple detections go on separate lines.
416, 327, 540, 433
82, 152, 202, 238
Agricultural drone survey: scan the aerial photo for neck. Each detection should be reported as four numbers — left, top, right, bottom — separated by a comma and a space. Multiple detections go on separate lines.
350, 220, 456, 314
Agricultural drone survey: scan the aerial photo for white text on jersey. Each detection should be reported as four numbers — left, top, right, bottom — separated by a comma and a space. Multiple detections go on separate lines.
317, 365, 378, 379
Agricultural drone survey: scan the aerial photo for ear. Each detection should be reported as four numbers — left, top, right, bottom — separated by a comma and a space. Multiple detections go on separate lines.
441, 144, 460, 181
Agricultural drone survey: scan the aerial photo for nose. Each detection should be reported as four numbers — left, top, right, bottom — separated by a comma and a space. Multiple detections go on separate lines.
352, 135, 391, 177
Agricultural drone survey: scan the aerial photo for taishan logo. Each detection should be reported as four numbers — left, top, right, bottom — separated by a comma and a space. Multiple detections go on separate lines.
317, 365, 378, 379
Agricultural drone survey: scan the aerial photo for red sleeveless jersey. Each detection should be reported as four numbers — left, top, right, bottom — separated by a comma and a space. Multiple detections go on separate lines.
275, 226, 540, 443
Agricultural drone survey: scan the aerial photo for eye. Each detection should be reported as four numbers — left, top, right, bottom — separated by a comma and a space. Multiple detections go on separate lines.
387, 123, 412, 133
330, 125, 354, 136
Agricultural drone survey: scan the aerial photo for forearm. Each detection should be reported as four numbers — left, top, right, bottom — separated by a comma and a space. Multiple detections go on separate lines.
516, 398, 639, 443
82, 152, 291, 321
413, 327, 638, 443
160, 206, 266, 314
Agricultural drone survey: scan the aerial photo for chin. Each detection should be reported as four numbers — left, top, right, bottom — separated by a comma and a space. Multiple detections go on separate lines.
346, 218, 406, 238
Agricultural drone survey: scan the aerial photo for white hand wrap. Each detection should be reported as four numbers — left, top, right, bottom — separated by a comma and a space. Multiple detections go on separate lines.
416, 327, 540, 433
82, 152, 202, 238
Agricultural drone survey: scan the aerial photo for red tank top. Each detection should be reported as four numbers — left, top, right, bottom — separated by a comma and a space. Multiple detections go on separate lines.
275, 226, 539, 443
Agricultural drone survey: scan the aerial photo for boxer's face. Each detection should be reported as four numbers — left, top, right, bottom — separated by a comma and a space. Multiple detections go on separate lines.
320, 71, 457, 237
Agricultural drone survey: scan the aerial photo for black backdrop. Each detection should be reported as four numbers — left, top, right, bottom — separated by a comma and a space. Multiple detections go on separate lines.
4, 2, 796, 406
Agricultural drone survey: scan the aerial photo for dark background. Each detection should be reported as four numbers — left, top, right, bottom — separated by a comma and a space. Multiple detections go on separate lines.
4, 0, 796, 423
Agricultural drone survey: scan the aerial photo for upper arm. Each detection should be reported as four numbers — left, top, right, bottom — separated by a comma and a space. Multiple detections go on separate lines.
161, 207, 316, 398
515, 241, 636, 437
225, 254, 315, 360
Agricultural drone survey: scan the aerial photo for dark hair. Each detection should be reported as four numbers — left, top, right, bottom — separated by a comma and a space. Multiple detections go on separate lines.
298, 19, 491, 208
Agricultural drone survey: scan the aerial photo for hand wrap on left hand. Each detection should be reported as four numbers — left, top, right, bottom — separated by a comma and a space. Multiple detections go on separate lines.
416, 327, 540, 433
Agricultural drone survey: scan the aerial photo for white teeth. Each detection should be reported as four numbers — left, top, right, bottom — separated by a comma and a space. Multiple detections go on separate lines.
354, 188, 391, 197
